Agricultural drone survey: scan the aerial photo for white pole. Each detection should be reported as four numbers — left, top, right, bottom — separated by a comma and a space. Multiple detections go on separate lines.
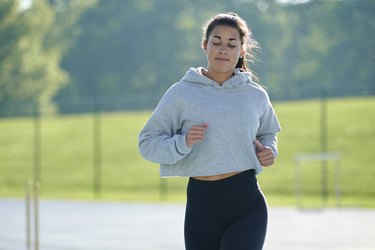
26, 181, 32, 250
34, 181, 40, 250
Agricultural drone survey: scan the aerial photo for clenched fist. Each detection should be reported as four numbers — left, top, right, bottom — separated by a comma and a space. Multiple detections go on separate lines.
186, 123, 209, 148
255, 139, 275, 167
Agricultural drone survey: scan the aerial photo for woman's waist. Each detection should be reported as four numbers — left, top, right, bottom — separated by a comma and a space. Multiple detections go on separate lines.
160, 163, 263, 178
187, 169, 259, 206
192, 170, 244, 181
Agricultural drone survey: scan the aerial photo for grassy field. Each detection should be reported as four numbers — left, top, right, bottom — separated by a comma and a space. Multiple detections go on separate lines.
0, 97, 374, 207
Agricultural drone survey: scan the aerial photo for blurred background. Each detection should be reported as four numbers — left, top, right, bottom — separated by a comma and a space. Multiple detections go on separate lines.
0, 0, 374, 208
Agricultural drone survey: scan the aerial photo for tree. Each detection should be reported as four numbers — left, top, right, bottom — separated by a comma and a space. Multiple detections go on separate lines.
39, 0, 375, 113
0, 0, 94, 116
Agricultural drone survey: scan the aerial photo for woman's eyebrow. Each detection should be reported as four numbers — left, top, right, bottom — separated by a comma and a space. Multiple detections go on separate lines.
212, 35, 238, 41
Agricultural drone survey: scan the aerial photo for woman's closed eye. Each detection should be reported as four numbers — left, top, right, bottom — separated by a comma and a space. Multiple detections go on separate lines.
212, 42, 237, 48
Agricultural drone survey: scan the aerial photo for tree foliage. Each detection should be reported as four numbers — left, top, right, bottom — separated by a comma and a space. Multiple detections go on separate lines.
1, 0, 374, 115
0, 0, 94, 116
59, 0, 374, 105
259, 0, 375, 99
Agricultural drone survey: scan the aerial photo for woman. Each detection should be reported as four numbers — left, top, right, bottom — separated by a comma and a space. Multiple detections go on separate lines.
138, 12, 281, 250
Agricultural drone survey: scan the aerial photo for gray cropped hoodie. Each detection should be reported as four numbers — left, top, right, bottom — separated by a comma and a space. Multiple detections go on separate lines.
138, 67, 281, 177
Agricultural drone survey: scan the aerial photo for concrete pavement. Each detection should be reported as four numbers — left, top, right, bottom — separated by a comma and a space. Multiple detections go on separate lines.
0, 199, 374, 250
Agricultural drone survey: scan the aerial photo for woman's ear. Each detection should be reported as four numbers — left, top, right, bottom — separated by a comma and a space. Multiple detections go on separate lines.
240, 47, 245, 57
202, 40, 208, 52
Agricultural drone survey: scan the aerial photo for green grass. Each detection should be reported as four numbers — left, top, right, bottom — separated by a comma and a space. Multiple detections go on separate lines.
0, 97, 374, 207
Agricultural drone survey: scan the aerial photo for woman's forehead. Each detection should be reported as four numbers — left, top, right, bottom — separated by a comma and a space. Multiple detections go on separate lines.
210, 25, 241, 40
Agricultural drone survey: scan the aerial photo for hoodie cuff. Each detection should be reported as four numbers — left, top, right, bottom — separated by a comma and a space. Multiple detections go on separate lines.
175, 134, 192, 156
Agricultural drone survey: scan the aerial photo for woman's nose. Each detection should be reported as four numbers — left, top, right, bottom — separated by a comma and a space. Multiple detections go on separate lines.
219, 47, 227, 54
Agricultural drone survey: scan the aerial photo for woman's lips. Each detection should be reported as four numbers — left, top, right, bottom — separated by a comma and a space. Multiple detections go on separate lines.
215, 57, 229, 62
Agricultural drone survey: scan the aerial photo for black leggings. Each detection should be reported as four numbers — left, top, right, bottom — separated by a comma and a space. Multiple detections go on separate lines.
184, 169, 268, 250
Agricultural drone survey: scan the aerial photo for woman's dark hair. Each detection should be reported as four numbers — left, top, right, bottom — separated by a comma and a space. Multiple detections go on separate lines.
202, 12, 260, 73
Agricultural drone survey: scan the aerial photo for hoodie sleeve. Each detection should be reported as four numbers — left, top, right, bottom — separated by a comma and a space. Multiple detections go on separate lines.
256, 95, 282, 157
138, 85, 192, 164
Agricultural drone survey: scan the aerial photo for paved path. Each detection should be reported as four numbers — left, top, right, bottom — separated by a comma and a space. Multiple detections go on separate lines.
0, 199, 374, 250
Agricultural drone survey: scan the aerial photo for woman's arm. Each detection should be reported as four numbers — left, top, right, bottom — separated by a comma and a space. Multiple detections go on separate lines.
256, 98, 281, 166
138, 87, 192, 164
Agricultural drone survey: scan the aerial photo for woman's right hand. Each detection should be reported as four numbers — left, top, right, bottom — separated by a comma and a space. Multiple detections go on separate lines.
186, 123, 208, 148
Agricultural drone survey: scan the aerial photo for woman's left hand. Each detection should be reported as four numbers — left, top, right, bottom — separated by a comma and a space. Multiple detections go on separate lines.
254, 140, 275, 167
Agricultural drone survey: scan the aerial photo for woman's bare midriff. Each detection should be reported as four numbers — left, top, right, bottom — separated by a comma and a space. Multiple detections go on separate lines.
192, 171, 243, 181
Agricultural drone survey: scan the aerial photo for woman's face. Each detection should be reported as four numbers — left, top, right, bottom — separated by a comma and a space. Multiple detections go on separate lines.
204, 25, 244, 75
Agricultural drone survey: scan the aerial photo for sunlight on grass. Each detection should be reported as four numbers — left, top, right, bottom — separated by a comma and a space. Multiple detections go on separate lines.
0, 97, 374, 207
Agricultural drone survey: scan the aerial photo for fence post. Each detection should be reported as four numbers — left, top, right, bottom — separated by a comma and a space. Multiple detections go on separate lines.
26, 181, 31, 250
33, 102, 42, 182
320, 88, 328, 205
93, 98, 102, 199
26, 180, 41, 250
34, 181, 40, 250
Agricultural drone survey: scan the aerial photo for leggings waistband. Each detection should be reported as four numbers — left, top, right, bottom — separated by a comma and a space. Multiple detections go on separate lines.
187, 169, 259, 206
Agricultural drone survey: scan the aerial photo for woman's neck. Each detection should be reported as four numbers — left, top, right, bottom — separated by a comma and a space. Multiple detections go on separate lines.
203, 68, 234, 86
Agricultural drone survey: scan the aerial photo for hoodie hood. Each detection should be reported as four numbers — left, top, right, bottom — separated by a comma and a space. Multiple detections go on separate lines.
180, 67, 253, 89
